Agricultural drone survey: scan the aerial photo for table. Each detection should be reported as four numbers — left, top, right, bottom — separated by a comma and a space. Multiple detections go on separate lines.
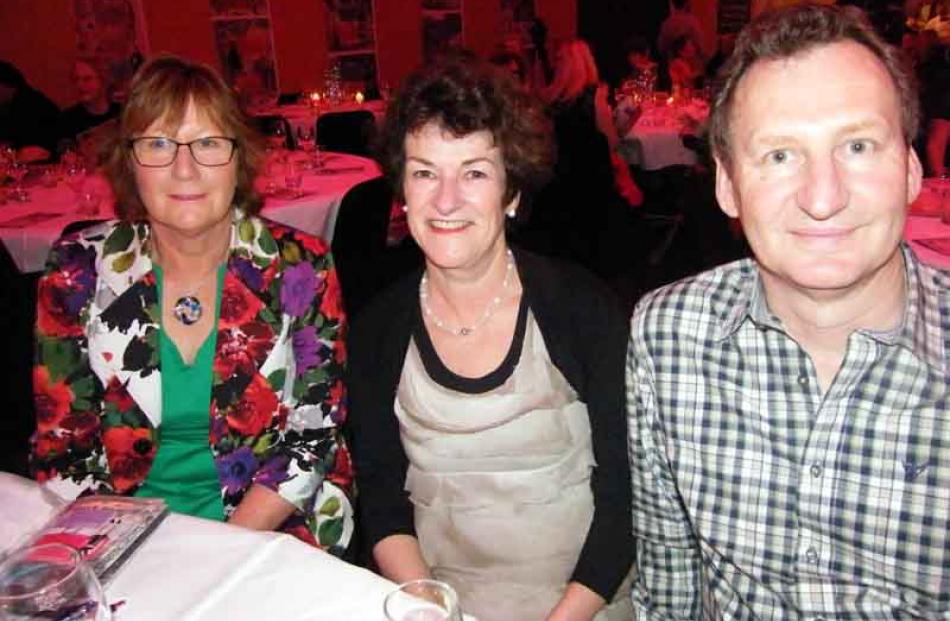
254, 100, 386, 137
0, 153, 380, 274
0, 473, 399, 621
906, 179, 950, 269
616, 97, 709, 171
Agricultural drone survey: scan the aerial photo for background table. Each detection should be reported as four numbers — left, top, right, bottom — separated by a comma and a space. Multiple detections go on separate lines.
0, 153, 380, 274
617, 97, 709, 171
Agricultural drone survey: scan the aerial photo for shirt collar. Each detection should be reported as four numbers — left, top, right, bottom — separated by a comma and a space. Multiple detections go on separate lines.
714, 244, 947, 374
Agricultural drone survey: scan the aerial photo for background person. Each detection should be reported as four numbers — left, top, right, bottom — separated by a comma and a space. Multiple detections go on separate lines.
348, 57, 633, 621
628, 5, 947, 618
58, 58, 121, 142
31, 55, 353, 554
0, 60, 60, 162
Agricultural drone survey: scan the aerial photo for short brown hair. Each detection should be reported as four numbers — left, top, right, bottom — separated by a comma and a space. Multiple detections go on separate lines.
709, 4, 919, 168
377, 57, 553, 205
103, 55, 263, 221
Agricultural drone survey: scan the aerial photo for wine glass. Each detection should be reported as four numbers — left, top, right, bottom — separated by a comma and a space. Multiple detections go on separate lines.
296, 126, 315, 163
383, 579, 462, 621
65, 165, 87, 200
8, 160, 30, 202
267, 122, 287, 153
0, 542, 111, 621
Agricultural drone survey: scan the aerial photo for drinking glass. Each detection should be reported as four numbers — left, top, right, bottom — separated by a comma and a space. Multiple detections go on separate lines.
383, 579, 462, 621
8, 160, 30, 202
267, 123, 287, 153
0, 543, 111, 621
283, 159, 304, 198
295, 127, 315, 170
65, 165, 87, 200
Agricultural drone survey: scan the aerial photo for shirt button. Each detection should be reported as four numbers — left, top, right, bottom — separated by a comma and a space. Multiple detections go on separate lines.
806, 547, 819, 564
797, 374, 809, 387
810, 463, 823, 478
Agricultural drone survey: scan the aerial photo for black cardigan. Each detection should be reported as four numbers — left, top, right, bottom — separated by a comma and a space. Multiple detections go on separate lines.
346, 248, 633, 600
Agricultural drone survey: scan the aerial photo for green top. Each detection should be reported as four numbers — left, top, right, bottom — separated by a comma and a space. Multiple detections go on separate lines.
135, 264, 227, 521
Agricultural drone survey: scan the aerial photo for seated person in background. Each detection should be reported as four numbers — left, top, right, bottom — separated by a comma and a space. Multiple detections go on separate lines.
920, 43, 949, 175
532, 39, 642, 277
621, 35, 658, 88
657, 0, 705, 61
348, 57, 633, 621
0, 60, 60, 162
628, 5, 948, 618
31, 55, 353, 555
667, 35, 705, 92
58, 59, 121, 143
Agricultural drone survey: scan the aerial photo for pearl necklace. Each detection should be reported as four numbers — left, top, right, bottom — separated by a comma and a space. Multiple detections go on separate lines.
419, 250, 515, 337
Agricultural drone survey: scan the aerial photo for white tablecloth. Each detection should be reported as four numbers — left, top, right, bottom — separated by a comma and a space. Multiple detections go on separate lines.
0, 473, 399, 621
0, 153, 380, 274
617, 98, 709, 171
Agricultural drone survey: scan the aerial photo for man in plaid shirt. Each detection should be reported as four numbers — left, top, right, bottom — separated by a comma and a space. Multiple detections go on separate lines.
627, 4, 948, 619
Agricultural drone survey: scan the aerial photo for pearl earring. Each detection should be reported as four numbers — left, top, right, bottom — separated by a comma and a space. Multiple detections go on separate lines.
506, 208, 516, 218
401, 204, 408, 213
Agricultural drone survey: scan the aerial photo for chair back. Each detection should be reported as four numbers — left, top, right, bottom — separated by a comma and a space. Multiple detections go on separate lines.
331, 177, 421, 317
316, 110, 376, 157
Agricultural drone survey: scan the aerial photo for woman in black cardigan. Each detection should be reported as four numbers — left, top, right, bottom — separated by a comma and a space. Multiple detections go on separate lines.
347, 57, 633, 621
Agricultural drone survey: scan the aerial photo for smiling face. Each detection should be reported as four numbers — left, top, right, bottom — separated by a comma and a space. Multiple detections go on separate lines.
132, 100, 237, 238
715, 41, 922, 300
403, 122, 516, 278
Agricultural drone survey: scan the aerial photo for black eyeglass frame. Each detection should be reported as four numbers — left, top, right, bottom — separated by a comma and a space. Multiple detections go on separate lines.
127, 136, 239, 168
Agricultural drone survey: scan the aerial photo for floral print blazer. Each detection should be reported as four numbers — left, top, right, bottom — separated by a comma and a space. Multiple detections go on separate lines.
31, 214, 353, 554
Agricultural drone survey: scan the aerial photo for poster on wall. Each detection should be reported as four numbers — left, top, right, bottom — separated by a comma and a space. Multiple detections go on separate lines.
422, 11, 462, 61
212, 18, 279, 108
326, 0, 375, 52
73, 0, 149, 100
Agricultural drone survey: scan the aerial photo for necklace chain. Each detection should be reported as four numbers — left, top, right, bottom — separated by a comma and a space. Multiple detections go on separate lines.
419, 249, 515, 337
151, 237, 229, 326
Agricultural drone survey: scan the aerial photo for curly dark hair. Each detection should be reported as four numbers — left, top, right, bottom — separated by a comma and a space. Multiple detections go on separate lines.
709, 4, 919, 169
377, 57, 553, 206
102, 55, 263, 221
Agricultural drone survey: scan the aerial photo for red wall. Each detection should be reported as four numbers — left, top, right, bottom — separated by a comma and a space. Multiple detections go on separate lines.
0, 0, 576, 107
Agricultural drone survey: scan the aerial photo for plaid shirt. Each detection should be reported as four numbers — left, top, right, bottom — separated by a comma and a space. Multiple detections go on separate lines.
627, 244, 949, 620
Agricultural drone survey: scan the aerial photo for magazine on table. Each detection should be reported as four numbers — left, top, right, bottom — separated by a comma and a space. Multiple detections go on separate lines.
23, 495, 168, 583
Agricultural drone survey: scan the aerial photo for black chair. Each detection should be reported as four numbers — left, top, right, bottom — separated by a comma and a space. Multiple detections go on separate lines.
316, 110, 376, 157
0, 240, 38, 475
250, 115, 296, 150
331, 177, 422, 318
276, 92, 301, 105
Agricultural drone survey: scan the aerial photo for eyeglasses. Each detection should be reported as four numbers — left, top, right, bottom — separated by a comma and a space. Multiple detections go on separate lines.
128, 136, 238, 167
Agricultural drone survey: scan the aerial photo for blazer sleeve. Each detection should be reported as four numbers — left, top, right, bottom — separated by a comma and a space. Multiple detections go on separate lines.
255, 233, 353, 550
31, 235, 108, 493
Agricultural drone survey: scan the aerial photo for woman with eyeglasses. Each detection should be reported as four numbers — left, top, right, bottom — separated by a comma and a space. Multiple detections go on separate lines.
31, 55, 353, 554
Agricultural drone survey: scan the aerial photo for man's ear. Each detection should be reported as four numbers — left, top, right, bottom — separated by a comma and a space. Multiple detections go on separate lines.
714, 155, 740, 219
